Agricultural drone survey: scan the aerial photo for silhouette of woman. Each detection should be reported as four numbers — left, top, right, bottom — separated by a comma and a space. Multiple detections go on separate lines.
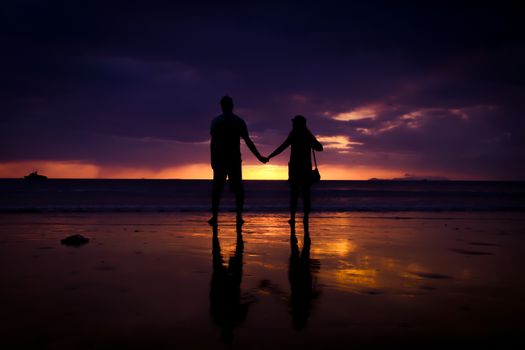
267, 115, 323, 223
289, 222, 320, 330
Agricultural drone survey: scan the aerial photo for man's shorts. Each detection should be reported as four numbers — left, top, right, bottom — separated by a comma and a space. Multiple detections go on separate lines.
213, 162, 243, 193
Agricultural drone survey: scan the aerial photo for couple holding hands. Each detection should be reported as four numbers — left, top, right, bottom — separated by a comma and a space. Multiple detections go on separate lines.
209, 96, 323, 226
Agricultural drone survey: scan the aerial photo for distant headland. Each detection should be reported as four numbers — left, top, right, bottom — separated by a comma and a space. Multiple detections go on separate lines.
368, 173, 450, 181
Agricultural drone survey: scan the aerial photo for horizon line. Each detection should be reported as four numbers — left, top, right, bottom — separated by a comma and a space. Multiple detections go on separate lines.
2, 177, 524, 182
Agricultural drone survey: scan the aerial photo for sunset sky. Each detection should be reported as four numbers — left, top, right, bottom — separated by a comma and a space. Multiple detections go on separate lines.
1, 1, 524, 180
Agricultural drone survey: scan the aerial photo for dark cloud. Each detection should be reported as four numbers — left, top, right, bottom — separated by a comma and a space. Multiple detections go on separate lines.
1, 0, 524, 179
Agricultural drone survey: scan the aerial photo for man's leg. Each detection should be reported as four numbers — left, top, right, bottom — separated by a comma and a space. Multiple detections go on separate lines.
235, 188, 245, 222
230, 162, 244, 224
210, 168, 226, 225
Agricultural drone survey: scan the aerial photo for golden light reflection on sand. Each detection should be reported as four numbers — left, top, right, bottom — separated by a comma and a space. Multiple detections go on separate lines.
311, 239, 356, 258
401, 263, 429, 279
2, 211, 524, 348
334, 268, 379, 287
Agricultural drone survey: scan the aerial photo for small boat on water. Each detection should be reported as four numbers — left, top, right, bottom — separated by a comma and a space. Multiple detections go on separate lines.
24, 171, 48, 180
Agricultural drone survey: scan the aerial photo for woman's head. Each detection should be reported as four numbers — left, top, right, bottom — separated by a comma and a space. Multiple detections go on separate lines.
292, 115, 307, 132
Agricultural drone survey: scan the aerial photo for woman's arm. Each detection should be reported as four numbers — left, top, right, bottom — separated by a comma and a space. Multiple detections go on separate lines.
311, 133, 324, 152
268, 133, 292, 159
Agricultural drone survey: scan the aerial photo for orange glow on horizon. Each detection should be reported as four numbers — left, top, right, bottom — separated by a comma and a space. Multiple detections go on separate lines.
0, 160, 467, 180
243, 165, 288, 180
0, 160, 100, 179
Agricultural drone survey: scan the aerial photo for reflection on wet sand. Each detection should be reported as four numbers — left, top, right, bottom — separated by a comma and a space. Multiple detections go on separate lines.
209, 224, 256, 344
2, 212, 524, 348
289, 221, 321, 330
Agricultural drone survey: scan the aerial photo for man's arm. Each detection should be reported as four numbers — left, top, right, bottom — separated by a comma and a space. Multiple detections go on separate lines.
210, 120, 218, 169
240, 121, 267, 163
210, 134, 217, 169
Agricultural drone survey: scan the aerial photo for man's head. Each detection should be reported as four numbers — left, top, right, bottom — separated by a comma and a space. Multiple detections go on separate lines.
220, 96, 234, 113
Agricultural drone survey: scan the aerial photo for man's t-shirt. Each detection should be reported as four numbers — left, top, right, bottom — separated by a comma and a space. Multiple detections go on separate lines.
210, 112, 249, 167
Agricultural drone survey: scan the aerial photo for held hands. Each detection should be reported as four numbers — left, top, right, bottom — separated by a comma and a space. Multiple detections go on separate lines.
257, 155, 270, 164
257, 154, 268, 163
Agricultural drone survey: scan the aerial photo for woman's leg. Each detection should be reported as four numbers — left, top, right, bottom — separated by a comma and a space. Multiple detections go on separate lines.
302, 183, 311, 222
290, 182, 299, 223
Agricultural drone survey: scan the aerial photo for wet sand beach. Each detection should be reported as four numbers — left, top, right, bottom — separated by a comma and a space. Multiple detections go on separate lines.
1, 212, 524, 349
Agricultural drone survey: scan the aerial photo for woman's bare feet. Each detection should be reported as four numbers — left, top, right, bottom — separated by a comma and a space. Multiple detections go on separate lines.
208, 216, 218, 226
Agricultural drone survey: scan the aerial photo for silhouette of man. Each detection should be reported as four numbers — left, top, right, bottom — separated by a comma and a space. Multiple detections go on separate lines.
209, 96, 267, 225
210, 225, 256, 343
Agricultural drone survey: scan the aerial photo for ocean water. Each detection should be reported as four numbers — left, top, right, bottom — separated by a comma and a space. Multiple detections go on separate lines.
0, 179, 524, 213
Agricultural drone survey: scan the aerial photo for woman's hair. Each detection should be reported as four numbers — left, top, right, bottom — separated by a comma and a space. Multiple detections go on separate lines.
292, 115, 307, 132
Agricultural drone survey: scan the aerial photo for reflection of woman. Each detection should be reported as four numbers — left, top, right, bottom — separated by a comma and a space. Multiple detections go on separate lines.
268, 115, 323, 223
288, 222, 320, 330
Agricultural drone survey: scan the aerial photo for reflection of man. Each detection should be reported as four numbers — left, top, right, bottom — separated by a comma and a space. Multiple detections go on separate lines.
210, 225, 255, 344
209, 96, 267, 225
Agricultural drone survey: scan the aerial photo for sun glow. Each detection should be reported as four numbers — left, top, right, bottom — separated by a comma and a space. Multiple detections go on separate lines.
243, 164, 288, 180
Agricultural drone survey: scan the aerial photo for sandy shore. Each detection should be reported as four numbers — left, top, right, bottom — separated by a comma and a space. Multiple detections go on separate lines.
1, 212, 524, 349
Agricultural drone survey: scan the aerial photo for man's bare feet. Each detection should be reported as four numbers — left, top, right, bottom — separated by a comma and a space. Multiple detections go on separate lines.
236, 215, 244, 226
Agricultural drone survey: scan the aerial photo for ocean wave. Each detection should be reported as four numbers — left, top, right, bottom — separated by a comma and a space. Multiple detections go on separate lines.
1, 179, 524, 213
